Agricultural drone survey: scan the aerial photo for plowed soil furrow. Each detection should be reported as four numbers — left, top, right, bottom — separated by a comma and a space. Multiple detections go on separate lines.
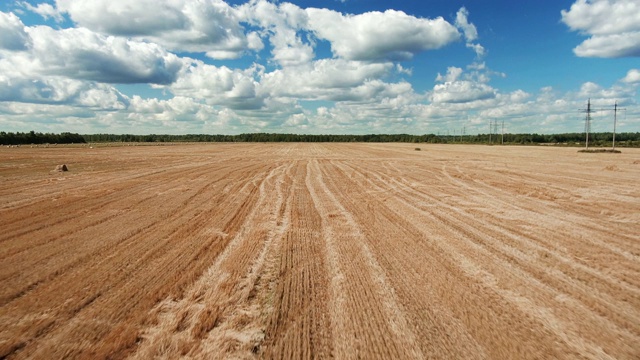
1, 155, 272, 358
1, 143, 639, 359
306, 159, 421, 359
357, 159, 640, 302
0, 159, 242, 256
0, 161, 261, 306
331, 152, 639, 358
260, 161, 332, 359
327, 159, 570, 358
398, 166, 640, 297
127, 161, 292, 359
441, 163, 640, 253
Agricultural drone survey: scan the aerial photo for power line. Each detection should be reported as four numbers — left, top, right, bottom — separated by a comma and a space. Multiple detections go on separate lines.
580, 99, 626, 150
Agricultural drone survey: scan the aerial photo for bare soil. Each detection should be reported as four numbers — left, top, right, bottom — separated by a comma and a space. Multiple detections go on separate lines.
1, 143, 639, 359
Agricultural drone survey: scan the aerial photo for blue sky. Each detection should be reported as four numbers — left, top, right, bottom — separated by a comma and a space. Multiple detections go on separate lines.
1, 0, 639, 135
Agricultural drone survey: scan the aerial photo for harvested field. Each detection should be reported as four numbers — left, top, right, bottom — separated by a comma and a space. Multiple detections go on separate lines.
1, 143, 639, 359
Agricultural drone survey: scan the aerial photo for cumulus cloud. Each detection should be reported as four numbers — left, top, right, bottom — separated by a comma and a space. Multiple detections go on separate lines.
19, 2, 63, 22
561, 0, 640, 35
242, 1, 462, 66
572, 32, 640, 57
0, 11, 31, 51
455, 7, 478, 42
129, 96, 212, 123
56, 0, 187, 36
578, 80, 636, 101
0, 75, 128, 109
55, 0, 262, 59
622, 68, 640, 83
430, 64, 500, 104
455, 7, 485, 57
240, 0, 314, 67
8, 26, 185, 84
436, 67, 463, 83
562, 0, 640, 57
306, 8, 460, 61
3, 1, 636, 135
260, 59, 394, 100
0, 15, 186, 117
431, 81, 496, 104
168, 61, 264, 110
466, 43, 486, 57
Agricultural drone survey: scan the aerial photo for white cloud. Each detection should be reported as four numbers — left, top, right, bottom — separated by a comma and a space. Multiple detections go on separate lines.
9, 26, 185, 84
240, 1, 463, 66
306, 8, 460, 61
19, 2, 63, 22
0, 75, 128, 109
431, 64, 498, 104
129, 96, 212, 123
509, 90, 531, 103
572, 32, 640, 57
0, 11, 31, 51
1, 2, 638, 135
436, 67, 463, 82
0, 102, 100, 128
285, 113, 309, 127
0, 17, 187, 119
578, 81, 636, 102
431, 80, 496, 104
455, 7, 477, 42
622, 68, 640, 83
239, 0, 314, 67
260, 59, 396, 101
55, 0, 261, 59
55, 0, 187, 36
561, 0, 640, 35
562, 0, 640, 57
396, 64, 412, 76
455, 7, 485, 57
168, 61, 264, 110
466, 43, 486, 57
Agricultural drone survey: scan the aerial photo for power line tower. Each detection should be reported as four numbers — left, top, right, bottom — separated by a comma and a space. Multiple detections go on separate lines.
580, 99, 592, 149
580, 99, 626, 150
488, 119, 500, 144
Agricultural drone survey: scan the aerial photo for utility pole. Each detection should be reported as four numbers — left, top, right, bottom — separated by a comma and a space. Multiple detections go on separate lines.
581, 99, 626, 150
489, 120, 492, 144
613, 101, 617, 150
501, 120, 504, 145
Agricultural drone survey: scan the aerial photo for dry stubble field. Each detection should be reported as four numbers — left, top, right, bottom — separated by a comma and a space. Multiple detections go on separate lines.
1, 143, 639, 359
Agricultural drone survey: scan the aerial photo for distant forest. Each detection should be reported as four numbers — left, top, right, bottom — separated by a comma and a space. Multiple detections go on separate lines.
2, 130, 640, 147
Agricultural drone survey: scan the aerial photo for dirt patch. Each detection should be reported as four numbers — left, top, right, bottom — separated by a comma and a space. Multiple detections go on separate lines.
1, 144, 639, 359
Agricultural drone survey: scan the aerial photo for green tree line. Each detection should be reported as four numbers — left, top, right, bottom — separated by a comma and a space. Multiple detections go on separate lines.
2, 131, 639, 146
76, 132, 640, 146
0, 131, 86, 145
